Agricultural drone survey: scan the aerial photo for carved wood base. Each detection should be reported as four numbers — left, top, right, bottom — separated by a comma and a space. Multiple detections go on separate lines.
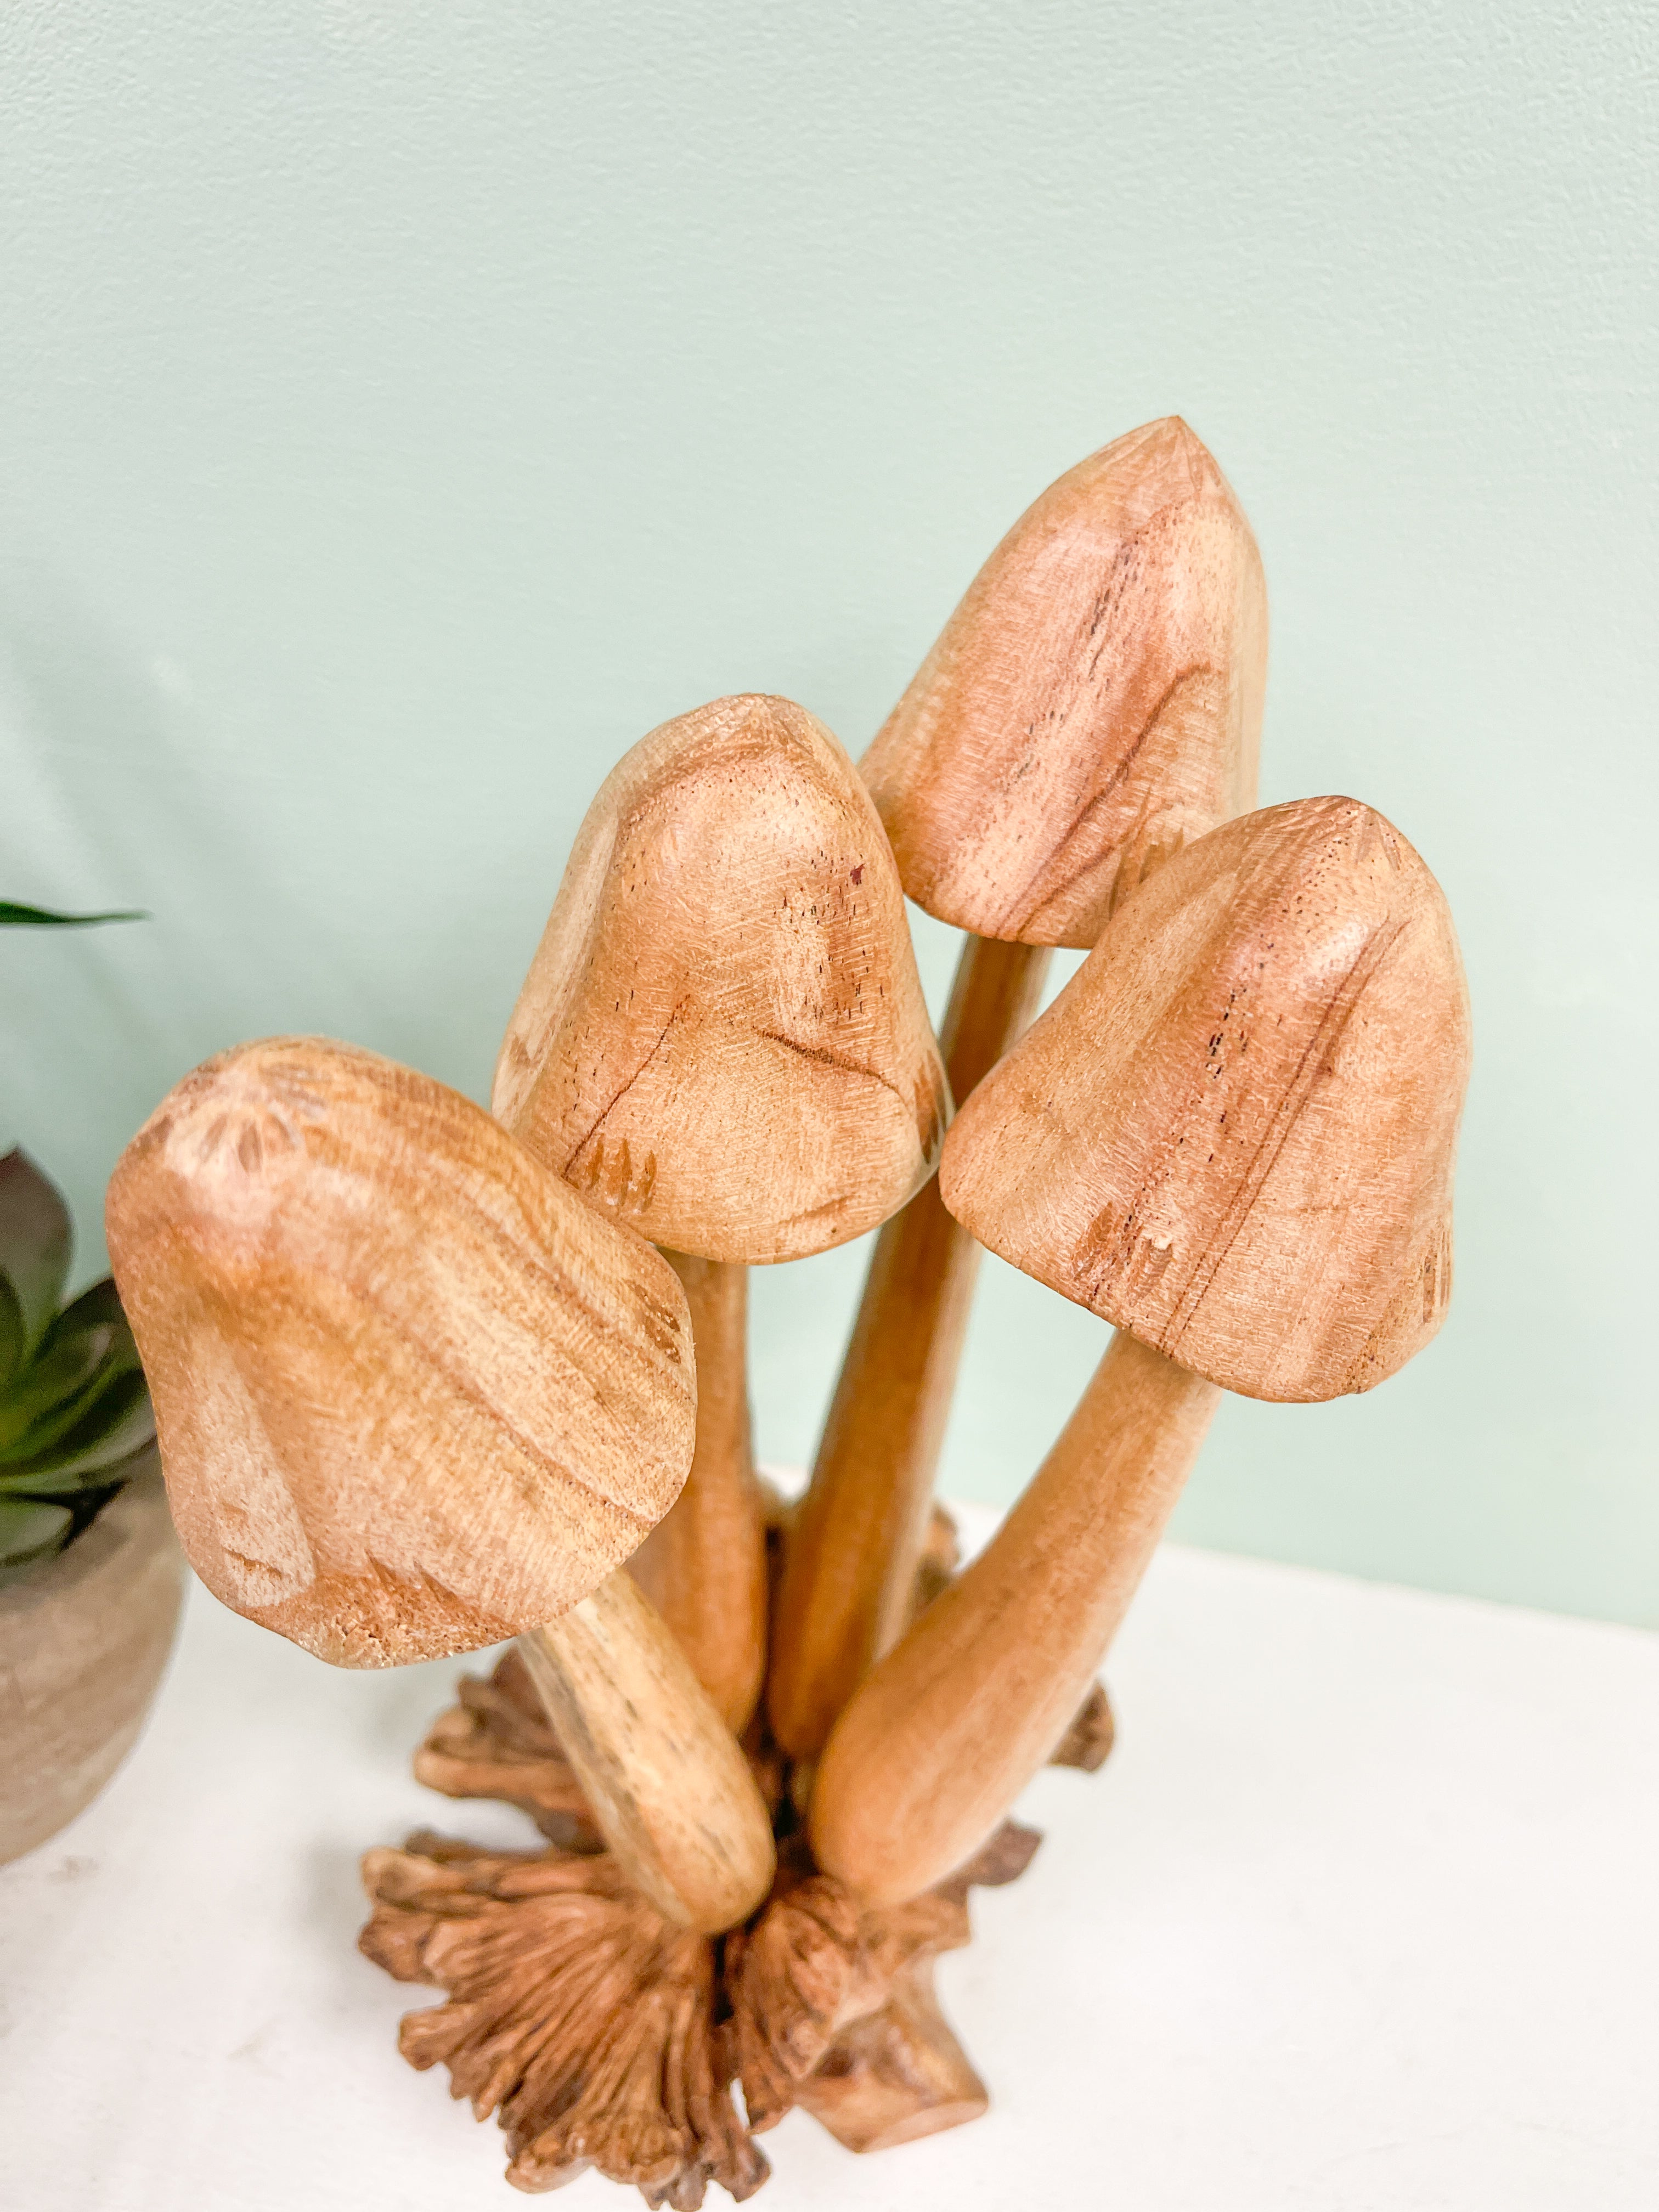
360, 1506, 1114, 2203
359, 1818, 1037, 2204
412, 1648, 603, 1852
725, 1822, 1040, 2149
360, 1831, 761, 2206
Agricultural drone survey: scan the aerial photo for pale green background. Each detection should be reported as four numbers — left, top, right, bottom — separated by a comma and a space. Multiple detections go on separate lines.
2, 5, 1654, 1625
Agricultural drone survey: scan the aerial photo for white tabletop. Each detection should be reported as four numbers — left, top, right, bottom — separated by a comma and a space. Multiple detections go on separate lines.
4, 1518, 1657, 2210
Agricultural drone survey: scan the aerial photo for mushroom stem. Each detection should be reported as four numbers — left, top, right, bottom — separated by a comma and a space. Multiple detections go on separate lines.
628, 1253, 767, 1735
517, 1568, 777, 1933
768, 935, 1052, 1760
808, 1330, 1217, 1906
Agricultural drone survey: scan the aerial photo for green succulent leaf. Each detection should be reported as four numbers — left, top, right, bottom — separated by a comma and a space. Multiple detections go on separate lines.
0, 1176, 151, 1565
1, 1276, 143, 1437
0, 1275, 23, 1392
0, 1451, 150, 1502
0, 900, 147, 926
0, 1150, 73, 1370
0, 1496, 73, 1582
0, 1349, 149, 1466
0, 1387, 156, 1490
42, 1275, 129, 1349
0, 1326, 116, 1450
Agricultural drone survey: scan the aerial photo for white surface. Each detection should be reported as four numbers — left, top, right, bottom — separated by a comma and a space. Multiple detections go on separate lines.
3, 1527, 1657, 2210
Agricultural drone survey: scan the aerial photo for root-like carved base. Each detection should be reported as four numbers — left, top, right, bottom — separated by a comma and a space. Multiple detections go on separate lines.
727, 1822, 1040, 2148
360, 1831, 764, 2207
364, 1505, 1115, 2202
360, 1821, 1037, 2202
412, 1649, 603, 1852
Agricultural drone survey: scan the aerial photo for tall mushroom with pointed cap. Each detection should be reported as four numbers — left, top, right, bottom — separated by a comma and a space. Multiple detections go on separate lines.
105, 1036, 777, 1934
770, 417, 1267, 1760
809, 797, 1471, 1904
493, 692, 947, 1737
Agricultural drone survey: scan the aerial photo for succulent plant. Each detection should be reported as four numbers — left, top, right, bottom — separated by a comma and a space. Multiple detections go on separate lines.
2, 891, 152, 1578
0, 1150, 156, 1584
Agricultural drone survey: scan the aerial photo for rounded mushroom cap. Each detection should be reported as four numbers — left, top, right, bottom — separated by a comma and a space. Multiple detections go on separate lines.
105, 1039, 696, 1666
939, 799, 1471, 1402
493, 694, 948, 1265
861, 417, 1267, 949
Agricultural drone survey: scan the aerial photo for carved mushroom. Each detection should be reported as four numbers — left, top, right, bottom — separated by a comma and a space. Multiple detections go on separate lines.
771, 419, 1267, 1761
810, 796, 1471, 1904
106, 1037, 776, 1936
495, 693, 946, 1738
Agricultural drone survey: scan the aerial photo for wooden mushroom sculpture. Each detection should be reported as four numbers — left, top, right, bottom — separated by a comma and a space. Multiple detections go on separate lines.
494, 693, 947, 1739
809, 797, 1471, 1904
105, 1036, 776, 1934
771, 416, 1267, 1759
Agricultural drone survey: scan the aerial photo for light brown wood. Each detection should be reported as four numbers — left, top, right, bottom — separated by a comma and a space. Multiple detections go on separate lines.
810, 1332, 1216, 1904
107, 1036, 777, 1933
374, 1511, 1099, 2180
794, 1962, 989, 2153
412, 1646, 603, 1852
861, 417, 1267, 948
767, 936, 1051, 1758
492, 694, 941, 1756
769, 425, 1266, 1760
105, 1036, 697, 1664
493, 692, 947, 1265
726, 1822, 1040, 2137
359, 1822, 1045, 2197
941, 797, 1473, 1401
813, 797, 1471, 1905
360, 1831, 768, 2205
628, 1252, 768, 1735
518, 1567, 775, 1933
416, 1500, 1111, 1844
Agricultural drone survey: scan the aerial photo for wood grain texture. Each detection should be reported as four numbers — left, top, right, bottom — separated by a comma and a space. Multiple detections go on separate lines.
940, 798, 1472, 1402
360, 1831, 768, 2206
768, 426, 1265, 1759
377, 1511, 1102, 2180
628, 1252, 768, 1735
766, 937, 1051, 1758
860, 417, 1267, 947
105, 1037, 696, 1666
422, 1498, 1113, 1840
413, 1646, 603, 1853
359, 1824, 1046, 2198
793, 1962, 988, 2153
493, 693, 947, 1264
813, 796, 1469, 1904
810, 1332, 1216, 1905
726, 1822, 1040, 2138
519, 1567, 776, 1933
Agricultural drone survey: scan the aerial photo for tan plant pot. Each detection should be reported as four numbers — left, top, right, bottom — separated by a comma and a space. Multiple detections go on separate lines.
0, 1451, 186, 1864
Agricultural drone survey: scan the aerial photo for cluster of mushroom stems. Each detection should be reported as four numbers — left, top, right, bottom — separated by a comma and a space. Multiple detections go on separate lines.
106, 418, 1470, 2197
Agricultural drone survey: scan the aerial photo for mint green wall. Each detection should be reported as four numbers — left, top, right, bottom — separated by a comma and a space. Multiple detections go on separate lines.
2, 5, 1654, 1625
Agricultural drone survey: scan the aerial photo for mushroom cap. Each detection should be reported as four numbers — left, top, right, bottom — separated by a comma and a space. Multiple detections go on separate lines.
939, 799, 1470, 1402
860, 417, 1267, 949
493, 695, 948, 1264
106, 1039, 696, 1666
